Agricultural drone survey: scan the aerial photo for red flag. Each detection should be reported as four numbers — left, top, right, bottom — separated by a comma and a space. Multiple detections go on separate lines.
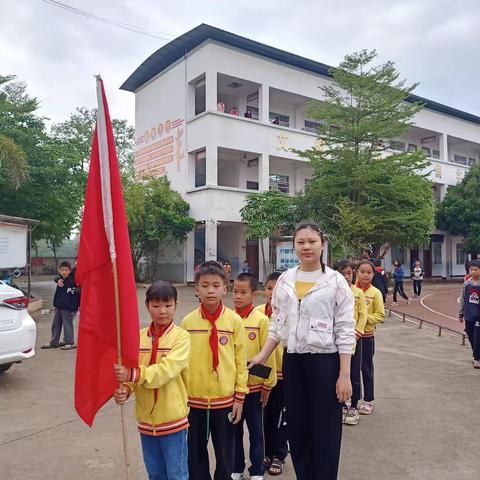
74, 77, 139, 427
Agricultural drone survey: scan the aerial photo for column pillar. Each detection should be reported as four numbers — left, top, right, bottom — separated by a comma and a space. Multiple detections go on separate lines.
259, 84, 270, 123
259, 153, 270, 192
185, 231, 195, 282
439, 133, 449, 162
205, 221, 218, 261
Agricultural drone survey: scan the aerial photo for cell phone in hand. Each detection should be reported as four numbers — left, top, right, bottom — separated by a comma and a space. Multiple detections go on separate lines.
249, 363, 272, 379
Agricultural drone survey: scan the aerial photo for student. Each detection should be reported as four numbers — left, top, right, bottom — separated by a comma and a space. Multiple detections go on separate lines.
392, 260, 411, 306
372, 259, 388, 303
249, 223, 355, 480
334, 259, 368, 426
223, 260, 232, 289
113, 281, 190, 480
411, 260, 425, 298
458, 259, 480, 369
232, 273, 276, 480
181, 261, 249, 480
356, 260, 386, 415
254, 271, 287, 476
41, 261, 80, 350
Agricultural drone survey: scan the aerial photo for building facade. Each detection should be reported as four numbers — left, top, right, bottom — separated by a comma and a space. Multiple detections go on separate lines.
122, 24, 480, 282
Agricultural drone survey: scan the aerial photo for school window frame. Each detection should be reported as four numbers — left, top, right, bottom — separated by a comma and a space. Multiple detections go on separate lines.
433, 242, 442, 265
421, 146, 431, 156
194, 150, 206, 187
389, 140, 406, 152
407, 143, 417, 152
453, 154, 468, 165
269, 112, 290, 127
456, 243, 466, 265
269, 174, 290, 194
432, 149, 440, 159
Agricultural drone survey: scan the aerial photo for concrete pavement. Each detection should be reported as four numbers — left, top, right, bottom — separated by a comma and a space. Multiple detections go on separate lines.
0, 282, 479, 479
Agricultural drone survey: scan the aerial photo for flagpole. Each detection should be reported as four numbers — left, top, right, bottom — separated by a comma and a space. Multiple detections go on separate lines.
112, 259, 131, 480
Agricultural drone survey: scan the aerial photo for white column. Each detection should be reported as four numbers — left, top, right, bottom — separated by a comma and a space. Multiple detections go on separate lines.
259, 239, 270, 284
441, 236, 447, 279
206, 143, 218, 186
185, 231, 195, 282
439, 133, 449, 162
258, 153, 270, 192
205, 221, 218, 261
259, 84, 270, 123
206, 70, 217, 111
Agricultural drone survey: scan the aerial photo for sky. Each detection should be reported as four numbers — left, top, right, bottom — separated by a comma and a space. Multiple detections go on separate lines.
1, 0, 480, 127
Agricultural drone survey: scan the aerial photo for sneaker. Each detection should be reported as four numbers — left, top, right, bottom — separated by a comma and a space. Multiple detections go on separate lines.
407, 298, 411, 305
473, 360, 480, 369
231, 474, 244, 480
358, 401, 374, 415
40, 342, 58, 349
344, 407, 360, 425
392, 302, 398, 306
60, 344, 77, 350
251, 477, 264, 480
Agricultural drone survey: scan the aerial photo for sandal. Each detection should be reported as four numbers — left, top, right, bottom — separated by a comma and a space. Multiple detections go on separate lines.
263, 456, 272, 469
41, 342, 58, 349
60, 344, 77, 350
268, 458, 285, 476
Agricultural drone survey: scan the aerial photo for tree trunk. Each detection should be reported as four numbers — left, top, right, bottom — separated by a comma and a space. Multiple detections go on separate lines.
260, 239, 268, 282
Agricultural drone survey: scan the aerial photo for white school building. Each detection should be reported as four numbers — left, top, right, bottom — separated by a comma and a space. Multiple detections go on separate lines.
121, 24, 480, 282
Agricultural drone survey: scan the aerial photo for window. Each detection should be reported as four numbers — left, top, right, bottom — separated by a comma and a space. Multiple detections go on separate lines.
194, 150, 206, 187
194, 77, 206, 115
269, 174, 289, 193
468, 157, 476, 166
408, 143, 417, 152
304, 120, 323, 133
421, 146, 431, 156
433, 242, 442, 265
453, 154, 467, 165
269, 112, 290, 127
389, 140, 406, 151
432, 149, 440, 159
246, 181, 259, 190
456, 243, 466, 265
246, 106, 259, 120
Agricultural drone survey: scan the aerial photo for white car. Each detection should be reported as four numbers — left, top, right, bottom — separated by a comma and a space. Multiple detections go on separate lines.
0, 281, 36, 373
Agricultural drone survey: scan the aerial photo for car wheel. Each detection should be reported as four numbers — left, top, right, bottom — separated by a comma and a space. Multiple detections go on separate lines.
0, 363, 13, 374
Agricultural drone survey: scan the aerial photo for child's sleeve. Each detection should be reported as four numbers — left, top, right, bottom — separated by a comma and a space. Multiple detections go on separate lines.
259, 315, 277, 391
232, 315, 249, 403
333, 275, 356, 354
459, 283, 466, 318
356, 290, 368, 339
368, 290, 386, 326
127, 330, 190, 390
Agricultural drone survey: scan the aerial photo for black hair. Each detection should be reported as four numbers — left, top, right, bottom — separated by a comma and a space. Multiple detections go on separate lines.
469, 259, 480, 269
235, 272, 258, 292
357, 259, 375, 272
292, 222, 326, 273
195, 260, 227, 284
373, 259, 381, 267
393, 259, 402, 266
145, 280, 178, 304
59, 261, 72, 269
333, 259, 353, 272
265, 271, 282, 284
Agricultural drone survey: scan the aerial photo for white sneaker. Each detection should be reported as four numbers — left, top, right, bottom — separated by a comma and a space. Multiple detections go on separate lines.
358, 401, 374, 415
231, 474, 244, 480
407, 298, 411, 305
344, 407, 360, 425
473, 360, 480, 369
392, 302, 398, 306
251, 477, 264, 480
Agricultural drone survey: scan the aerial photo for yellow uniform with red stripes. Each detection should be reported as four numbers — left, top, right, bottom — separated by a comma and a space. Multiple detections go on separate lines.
361, 284, 385, 337
255, 303, 284, 380
126, 322, 190, 437
352, 285, 368, 339
242, 307, 277, 393
181, 306, 249, 409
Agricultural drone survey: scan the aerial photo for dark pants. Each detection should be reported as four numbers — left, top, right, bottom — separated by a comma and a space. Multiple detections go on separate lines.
465, 320, 480, 361
264, 379, 288, 462
393, 281, 408, 302
50, 308, 76, 345
140, 430, 188, 480
413, 280, 422, 296
351, 340, 363, 409
361, 337, 375, 402
188, 407, 235, 480
283, 352, 342, 480
234, 391, 264, 476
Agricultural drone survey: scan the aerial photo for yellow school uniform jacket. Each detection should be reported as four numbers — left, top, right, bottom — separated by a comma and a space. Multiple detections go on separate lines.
126, 322, 190, 437
255, 303, 284, 380
359, 284, 385, 337
351, 285, 368, 339
241, 308, 277, 392
181, 305, 249, 409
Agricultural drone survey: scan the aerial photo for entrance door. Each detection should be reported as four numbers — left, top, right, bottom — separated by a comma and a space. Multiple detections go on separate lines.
410, 248, 419, 271
246, 239, 259, 277
423, 246, 432, 277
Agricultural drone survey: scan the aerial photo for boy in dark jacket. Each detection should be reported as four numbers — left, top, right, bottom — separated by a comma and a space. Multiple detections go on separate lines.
372, 259, 388, 303
41, 261, 80, 350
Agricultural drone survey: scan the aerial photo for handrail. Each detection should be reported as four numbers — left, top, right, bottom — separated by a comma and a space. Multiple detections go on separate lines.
387, 308, 467, 346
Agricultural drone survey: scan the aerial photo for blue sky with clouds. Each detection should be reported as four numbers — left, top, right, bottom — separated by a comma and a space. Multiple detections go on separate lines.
1, 0, 479, 126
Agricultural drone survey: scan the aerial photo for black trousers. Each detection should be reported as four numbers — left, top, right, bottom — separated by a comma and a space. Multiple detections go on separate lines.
393, 281, 408, 302
264, 379, 288, 462
465, 320, 480, 361
361, 336, 375, 402
283, 352, 342, 480
234, 391, 264, 476
351, 339, 363, 409
413, 280, 422, 296
188, 407, 234, 480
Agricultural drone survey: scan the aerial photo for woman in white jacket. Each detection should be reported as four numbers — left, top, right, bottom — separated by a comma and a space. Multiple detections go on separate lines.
249, 223, 355, 480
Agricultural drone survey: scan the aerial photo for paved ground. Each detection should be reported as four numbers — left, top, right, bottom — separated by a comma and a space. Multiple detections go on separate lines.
1, 280, 479, 479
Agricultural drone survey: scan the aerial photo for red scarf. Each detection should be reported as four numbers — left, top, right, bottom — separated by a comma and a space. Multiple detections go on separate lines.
200, 302, 223, 374
356, 282, 371, 293
265, 303, 273, 318
235, 303, 254, 319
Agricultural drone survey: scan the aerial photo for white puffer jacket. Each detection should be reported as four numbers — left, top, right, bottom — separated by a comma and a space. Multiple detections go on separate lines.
268, 265, 355, 354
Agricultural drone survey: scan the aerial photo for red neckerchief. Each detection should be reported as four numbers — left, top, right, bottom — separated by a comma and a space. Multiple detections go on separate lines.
200, 302, 223, 374
235, 304, 255, 319
147, 320, 173, 412
356, 282, 371, 293
265, 303, 273, 319
375, 267, 383, 273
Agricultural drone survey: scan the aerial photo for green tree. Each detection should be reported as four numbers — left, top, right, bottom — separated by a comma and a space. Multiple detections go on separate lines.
297, 50, 434, 257
437, 165, 480, 253
124, 177, 195, 280
240, 190, 297, 276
